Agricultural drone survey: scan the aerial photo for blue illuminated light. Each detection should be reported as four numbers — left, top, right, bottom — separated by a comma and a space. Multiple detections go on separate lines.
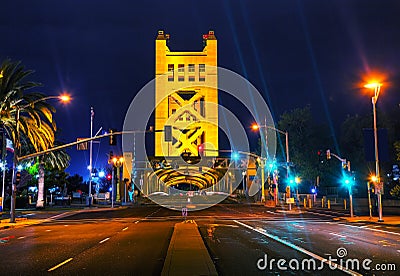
231, 152, 239, 161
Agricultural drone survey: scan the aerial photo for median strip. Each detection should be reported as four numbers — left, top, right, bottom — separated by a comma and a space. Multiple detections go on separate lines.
48, 258, 73, 272
161, 221, 217, 276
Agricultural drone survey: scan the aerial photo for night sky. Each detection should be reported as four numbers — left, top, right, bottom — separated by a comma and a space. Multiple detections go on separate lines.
1, 0, 400, 178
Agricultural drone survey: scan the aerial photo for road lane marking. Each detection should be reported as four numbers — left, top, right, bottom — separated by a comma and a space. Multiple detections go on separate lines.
17, 236, 26, 240
234, 220, 362, 276
135, 221, 139, 224
45, 229, 52, 232
122, 227, 128, 231
99, 237, 110, 244
342, 224, 400, 236
306, 210, 337, 217
329, 232, 347, 238
48, 258, 73, 271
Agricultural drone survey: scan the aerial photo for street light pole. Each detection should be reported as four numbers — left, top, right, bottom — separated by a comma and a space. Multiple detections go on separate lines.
9, 95, 71, 223
88, 107, 94, 206
365, 82, 383, 222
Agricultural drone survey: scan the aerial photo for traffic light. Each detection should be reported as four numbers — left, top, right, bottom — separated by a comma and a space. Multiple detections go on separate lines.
317, 150, 324, 163
285, 186, 291, 198
342, 173, 353, 188
15, 171, 21, 185
198, 144, 205, 156
164, 125, 172, 142
326, 149, 331, 160
109, 129, 117, 145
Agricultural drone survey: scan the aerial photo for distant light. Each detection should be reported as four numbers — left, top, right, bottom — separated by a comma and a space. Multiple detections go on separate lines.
295, 177, 301, 184
251, 124, 260, 130
98, 171, 105, 178
87, 165, 92, 170
17, 165, 23, 170
371, 175, 378, 182
109, 187, 112, 192
311, 188, 316, 193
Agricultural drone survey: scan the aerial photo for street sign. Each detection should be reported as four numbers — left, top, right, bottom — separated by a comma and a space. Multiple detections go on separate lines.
77, 138, 88, 150
286, 198, 294, 204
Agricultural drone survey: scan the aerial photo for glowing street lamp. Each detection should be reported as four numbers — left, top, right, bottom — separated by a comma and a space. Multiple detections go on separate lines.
364, 82, 383, 222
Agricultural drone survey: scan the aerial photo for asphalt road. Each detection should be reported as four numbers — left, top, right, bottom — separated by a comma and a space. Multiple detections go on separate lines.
0, 204, 399, 275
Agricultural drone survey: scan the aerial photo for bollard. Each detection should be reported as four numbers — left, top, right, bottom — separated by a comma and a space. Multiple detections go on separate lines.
303, 198, 307, 208
344, 199, 347, 210
308, 198, 312, 208
327, 199, 331, 209
322, 198, 324, 208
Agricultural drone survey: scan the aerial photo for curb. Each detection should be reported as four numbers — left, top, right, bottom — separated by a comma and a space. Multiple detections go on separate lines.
338, 217, 400, 227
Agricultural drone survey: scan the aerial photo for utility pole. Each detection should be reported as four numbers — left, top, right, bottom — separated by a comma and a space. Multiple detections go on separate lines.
88, 107, 94, 206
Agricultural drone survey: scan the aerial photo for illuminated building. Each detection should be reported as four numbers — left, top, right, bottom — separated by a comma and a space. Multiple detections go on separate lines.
155, 30, 219, 157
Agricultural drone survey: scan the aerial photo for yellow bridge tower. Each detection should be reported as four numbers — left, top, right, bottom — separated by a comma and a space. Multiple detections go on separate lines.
155, 30, 218, 157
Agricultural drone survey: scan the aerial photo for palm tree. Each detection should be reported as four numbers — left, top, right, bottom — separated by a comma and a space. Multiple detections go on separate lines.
1, 59, 56, 154
1, 59, 58, 218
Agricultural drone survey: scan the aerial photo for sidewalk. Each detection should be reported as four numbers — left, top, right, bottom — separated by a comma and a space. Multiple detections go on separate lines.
0, 209, 70, 230
338, 215, 400, 226
0, 205, 125, 230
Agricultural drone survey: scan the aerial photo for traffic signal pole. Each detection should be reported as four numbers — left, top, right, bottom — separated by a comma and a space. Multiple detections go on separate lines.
326, 149, 354, 217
